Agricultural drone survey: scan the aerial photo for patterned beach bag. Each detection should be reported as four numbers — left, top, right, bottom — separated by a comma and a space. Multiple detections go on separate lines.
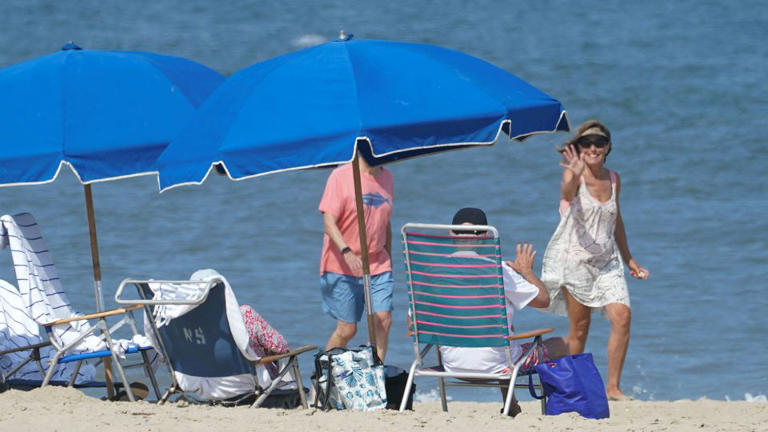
313, 351, 344, 410
314, 346, 387, 411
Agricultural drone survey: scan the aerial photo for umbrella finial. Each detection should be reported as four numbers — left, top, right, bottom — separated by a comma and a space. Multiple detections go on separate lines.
338, 30, 353, 41
61, 41, 82, 51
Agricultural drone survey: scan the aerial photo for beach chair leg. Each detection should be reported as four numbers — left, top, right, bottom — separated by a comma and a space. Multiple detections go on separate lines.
503, 365, 522, 417
290, 357, 308, 409
538, 375, 547, 414
141, 350, 162, 400
159, 387, 174, 405
111, 356, 135, 401
399, 362, 418, 412
253, 359, 293, 408
31, 346, 47, 379
69, 360, 84, 387
253, 382, 277, 408
438, 377, 448, 412
42, 349, 66, 387
35, 356, 47, 378
502, 375, 517, 416
103, 328, 135, 402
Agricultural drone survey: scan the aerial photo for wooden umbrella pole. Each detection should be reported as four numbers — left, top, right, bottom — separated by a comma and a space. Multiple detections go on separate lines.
83, 184, 114, 399
83, 184, 104, 312
351, 150, 377, 348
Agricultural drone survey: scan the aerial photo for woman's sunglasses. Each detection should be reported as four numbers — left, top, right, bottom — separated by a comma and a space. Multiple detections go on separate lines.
576, 136, 610, 148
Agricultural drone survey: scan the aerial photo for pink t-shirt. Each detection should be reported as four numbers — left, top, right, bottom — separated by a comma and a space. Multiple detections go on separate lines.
319, 163, 394, 277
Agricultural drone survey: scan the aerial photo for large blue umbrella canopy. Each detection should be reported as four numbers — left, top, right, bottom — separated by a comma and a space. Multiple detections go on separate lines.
157, 36, 568, 190
0, 43, 224, 311
156, 35, 568, 346
0, 43, 224, 185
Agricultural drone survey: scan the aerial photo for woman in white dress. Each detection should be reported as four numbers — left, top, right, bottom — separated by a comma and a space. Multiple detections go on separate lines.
541, 120, 649, 401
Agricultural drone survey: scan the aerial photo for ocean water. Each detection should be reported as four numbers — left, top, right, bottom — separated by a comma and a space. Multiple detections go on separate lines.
0, 1, 766, 402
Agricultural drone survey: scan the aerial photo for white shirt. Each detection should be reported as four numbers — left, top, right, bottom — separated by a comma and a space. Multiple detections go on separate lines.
439, 252, 539, 374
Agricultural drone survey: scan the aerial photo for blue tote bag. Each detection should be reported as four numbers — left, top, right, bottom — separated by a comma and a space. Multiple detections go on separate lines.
530, 353, 610, 419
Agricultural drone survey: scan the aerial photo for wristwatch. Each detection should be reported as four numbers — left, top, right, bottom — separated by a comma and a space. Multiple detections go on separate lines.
341, 246, 352, 255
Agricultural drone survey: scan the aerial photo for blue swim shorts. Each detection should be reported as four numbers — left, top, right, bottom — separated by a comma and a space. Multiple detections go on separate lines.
320, 271, 394, 323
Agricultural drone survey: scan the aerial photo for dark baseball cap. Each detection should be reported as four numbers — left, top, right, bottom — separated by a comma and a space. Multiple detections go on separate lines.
451, 207, 488, 235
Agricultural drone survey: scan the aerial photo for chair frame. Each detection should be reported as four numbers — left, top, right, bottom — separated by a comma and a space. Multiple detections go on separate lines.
116, 278, 316, 408
0, 299, 161, 401
0, 341, 51, 383
39, 304, 161, 401
399, 223, 552, 415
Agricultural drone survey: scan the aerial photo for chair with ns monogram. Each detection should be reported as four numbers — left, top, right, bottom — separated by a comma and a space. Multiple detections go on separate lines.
115, 270, 315, 407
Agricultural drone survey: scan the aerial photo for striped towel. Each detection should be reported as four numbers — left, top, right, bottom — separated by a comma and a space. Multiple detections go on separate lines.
0, 278, 96, 383
0, 213, 105, 353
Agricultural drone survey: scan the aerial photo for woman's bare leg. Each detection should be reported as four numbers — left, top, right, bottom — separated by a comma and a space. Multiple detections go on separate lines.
603, 303, 631, 399
562, 287, 591, 354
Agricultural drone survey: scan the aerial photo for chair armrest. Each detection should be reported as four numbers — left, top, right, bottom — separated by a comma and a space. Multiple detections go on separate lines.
255, 345, 318, 365
506, 327, 554, 341
42, 304, 143, 327
0, 340, 52, 355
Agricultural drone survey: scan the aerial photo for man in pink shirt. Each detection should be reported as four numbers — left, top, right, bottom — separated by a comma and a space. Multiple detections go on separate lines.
318, 155, 394, 361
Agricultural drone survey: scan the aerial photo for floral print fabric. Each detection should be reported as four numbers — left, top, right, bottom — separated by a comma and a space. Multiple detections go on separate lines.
240, 305, 289, 378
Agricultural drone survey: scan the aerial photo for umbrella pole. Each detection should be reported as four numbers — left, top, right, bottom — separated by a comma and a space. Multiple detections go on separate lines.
83, 184, 105, 312
351, 151, 378, 349
83, 184, 115, 400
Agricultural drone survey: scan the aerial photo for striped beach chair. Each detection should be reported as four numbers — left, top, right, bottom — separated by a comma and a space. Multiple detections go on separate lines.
0, 213, 160, 400
399, 223, 552, 415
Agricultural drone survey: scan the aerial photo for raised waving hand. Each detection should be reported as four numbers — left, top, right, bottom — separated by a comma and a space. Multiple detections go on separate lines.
560, 144, 586, 177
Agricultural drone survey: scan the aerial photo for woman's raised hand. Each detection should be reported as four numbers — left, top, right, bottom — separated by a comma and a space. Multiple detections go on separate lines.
560, 144, 585, 177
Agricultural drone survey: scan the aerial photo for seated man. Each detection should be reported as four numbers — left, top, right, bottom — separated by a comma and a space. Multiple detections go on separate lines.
440, 208, 568, 415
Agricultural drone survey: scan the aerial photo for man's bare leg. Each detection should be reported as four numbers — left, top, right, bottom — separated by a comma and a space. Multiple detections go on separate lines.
326, 320, 357, 350
373, 310, 392, 361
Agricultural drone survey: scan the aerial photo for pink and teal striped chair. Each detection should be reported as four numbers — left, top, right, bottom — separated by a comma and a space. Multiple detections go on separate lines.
399, 223, 552, 415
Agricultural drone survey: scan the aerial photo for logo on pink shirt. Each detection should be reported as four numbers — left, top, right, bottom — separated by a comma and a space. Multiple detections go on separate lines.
362, 193, 391, 208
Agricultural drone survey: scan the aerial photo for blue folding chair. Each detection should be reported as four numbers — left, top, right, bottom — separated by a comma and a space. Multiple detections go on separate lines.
116, 276, 316, 408
0, 214, 160, 401
0, 291, 158, 399
0, 284, 159, 398
399, 223, 553, 415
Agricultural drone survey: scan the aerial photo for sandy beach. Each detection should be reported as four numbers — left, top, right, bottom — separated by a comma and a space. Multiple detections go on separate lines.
1, 387, 765, 432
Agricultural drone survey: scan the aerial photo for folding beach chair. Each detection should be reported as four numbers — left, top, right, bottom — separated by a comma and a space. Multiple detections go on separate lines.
0, 278, 154, 394
399, 223, 553, 415
0, 213, 160, 401
115, 271, 317, 408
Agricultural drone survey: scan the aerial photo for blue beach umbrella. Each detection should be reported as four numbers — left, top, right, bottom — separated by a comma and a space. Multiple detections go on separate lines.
159, 35, 568, 189
0, 43, 224, 310
157, 34, 568, 344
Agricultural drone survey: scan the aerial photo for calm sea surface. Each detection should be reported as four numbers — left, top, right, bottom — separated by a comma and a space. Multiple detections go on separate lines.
0, 0, 766, 402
